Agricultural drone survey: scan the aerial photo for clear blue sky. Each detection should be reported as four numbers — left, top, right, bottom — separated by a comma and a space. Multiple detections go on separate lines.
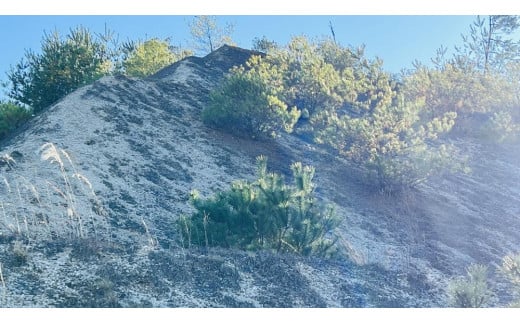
0, 15, 493, 99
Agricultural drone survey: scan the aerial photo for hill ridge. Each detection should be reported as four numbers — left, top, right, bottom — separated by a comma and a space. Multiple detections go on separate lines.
0, 45, 519, 307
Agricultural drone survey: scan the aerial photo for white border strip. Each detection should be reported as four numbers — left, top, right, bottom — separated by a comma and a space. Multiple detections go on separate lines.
2, 0, 520, 15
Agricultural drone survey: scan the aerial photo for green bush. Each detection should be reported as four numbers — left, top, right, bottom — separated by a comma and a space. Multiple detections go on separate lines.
480, 111, 520, 143
122, 38, 191, 77
447, 264, 493, 307
312, 94, 463, 190
403, 63, 509, 118
203, 63, 300, 139
7, 26, 112, 112
501, 253, 520, 306
446, 255, 520, 308
502, 254, 520, 287
179, 156, 340, 257
226, 36, 464, 190
0, 102, 31, 140
401, 16, 520, 140
241, 37, 363, 119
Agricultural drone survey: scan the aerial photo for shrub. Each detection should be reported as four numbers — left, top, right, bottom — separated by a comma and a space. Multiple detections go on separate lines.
403, 63, 509, 118
10, 240, 28, 266
312, 95, 463, 190
0, 102, 31, 140
210, 37, 358, 141
203, 63, 300, 139
252, 36, 278, 53
178, 156, 340, 257
480, 110, 520, 143
501, 253, 520, 306
229, 37, 464, 190
502, 253, 520, 287
122, 38, 191, 78
447, 264, 493, 307
7, 26, 112, 112
241, 37, 362, 119
402, 33, 520, 141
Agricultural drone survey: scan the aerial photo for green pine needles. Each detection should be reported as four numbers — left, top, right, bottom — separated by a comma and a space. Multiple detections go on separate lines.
0, 102, 31, 140
8, 27, 112, 112
448, 264, 493, 307
206, 36, 469, 190
178, 156, 340, 257
202, 59, 300, 140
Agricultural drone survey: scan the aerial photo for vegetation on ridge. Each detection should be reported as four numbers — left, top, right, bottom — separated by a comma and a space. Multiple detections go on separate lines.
447, 252, 520, 308
205, 36, 466, 190
7, 26, 112, 113
121, 38, 193, 78
202, 56, 300, 139
0, 102, 31, 140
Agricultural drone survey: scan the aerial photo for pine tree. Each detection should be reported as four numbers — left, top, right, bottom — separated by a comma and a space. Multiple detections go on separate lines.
252, 36, 278, 53
189, 16, 234, 55
0, 102, 31, 140
122, 38, 191, 77
203, 60, 300, 139
179, 156, 340, 257
7, 26, 112, 112
219, 35, 465, 190
448, 264, 493, 307
456, 15, 520, 73
501, 253, 520, 306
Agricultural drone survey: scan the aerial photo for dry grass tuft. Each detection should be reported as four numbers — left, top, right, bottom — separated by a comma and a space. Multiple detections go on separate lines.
0, 142, 109, 242
0, 262, 6, 305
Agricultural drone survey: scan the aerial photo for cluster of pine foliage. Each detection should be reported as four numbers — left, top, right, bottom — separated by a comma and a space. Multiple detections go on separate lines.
0, 102, 31, 140
202, 56, 300, 139
204, 36, 463, 189
179, 156, 340, 257
7, 27, 112, 113
448, 252, 520, 307
403, 15, 520, 141
203, 15, 520, 190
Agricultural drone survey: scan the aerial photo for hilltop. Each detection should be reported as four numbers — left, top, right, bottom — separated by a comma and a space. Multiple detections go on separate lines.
0, 45, 519, 307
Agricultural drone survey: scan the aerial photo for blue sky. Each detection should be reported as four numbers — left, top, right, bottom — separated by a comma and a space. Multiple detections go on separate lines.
0, 15, 511, 99
0, 15, 477, 72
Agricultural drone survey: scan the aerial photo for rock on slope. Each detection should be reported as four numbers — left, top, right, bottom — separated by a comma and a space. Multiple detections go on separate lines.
0, 45, 518, 307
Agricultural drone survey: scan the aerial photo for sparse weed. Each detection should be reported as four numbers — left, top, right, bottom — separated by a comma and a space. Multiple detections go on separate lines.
480, 111, 520, 143
446, 255, 520, 307
447, 264, 493, 307
11, 240, 28, 266
501, 253, 520, 306
141, 218, 158, 250
0, 262, 6, 305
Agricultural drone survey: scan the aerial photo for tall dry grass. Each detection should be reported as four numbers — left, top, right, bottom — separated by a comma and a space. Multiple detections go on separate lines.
0, 143, 109, 242
0, 262, 6, 305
